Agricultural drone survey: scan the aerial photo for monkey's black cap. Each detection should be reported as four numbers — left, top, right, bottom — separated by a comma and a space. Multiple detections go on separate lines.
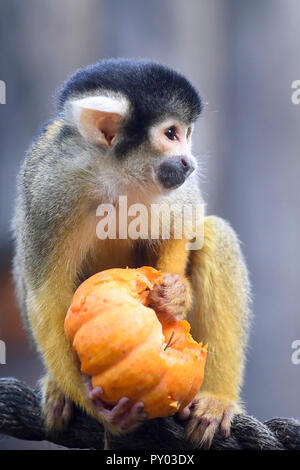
57, 58, 202, 155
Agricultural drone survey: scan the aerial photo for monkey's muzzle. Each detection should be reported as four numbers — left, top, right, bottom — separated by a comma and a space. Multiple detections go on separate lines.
157, 156, 195, 189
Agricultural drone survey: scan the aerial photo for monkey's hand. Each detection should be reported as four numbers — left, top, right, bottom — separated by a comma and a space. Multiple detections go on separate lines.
181, 392, 240, 449
41, 375, 73, 431
86, 382, 148, 435
148, 273, 189, 321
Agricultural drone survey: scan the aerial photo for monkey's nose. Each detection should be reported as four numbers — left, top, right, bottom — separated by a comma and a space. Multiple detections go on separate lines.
157, 156, 195, 189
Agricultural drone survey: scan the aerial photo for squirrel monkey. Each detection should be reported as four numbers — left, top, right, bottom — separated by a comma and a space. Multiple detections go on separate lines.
12, 59, 251, 449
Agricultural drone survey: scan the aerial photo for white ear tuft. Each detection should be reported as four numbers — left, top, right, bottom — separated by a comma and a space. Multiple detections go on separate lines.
69, 95, 128, 147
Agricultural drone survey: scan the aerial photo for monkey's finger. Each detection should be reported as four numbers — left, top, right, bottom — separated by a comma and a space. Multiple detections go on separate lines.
120, 402, 147, 430
184, 417, 200, 442
186, 416, 219, 449
128, 401, 146, 418
88, 386, 104, 402
44, 394, 65, 429
44, 394, 73, 431
197, 418, 219, 449
220, 406, 234, 438
177, 405, 192, 421
110, 397, 131, 422
177, 397, 199, 421
199, 419, 220, 450
189, 398, 198, 409
61, 396, 73, 428
88, 386, 112, 412
184, 403, 215, 444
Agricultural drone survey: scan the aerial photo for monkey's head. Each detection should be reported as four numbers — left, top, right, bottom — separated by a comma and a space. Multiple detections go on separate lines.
58, 59, 202, 202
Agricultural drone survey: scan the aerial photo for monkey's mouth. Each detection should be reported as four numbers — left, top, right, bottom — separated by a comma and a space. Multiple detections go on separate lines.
156, 156, 195, 190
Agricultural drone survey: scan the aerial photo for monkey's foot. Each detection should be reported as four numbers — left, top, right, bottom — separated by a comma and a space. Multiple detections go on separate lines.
41, 377, 73, 431
148, 273, 188, 320
87, 384, 148, 434
183, 393, 240, 449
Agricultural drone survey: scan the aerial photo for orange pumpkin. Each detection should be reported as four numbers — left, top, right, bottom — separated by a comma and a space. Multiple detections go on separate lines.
64, 266, 207, 419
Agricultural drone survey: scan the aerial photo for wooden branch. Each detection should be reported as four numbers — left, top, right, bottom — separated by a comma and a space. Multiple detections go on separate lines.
0, 378, 299, 450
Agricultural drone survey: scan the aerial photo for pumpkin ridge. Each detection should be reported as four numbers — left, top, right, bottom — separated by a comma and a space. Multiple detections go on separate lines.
84, 318, 164, 376
92, 331, 166, 404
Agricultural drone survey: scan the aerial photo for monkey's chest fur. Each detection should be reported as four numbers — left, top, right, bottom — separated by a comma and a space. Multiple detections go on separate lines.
78, 237, 159, 285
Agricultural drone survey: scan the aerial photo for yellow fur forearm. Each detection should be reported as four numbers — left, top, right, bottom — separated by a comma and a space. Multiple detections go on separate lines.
156, 237, 192, 314
156, 238, 189, 276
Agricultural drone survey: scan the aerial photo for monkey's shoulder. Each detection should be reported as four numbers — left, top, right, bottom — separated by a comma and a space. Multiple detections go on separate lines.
30, 118, 75, 151
20, 118, 77, 182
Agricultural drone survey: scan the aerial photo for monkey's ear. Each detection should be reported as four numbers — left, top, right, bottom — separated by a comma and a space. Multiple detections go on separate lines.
69, 96, 128, 147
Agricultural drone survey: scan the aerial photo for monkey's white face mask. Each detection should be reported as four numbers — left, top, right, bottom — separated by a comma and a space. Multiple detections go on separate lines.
67, 94, 197, 195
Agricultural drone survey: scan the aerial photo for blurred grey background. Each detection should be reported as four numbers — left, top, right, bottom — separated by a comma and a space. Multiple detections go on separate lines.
0, 0, 299, 449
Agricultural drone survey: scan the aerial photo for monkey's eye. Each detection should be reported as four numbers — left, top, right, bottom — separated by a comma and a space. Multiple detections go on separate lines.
165, 126, 178, 141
